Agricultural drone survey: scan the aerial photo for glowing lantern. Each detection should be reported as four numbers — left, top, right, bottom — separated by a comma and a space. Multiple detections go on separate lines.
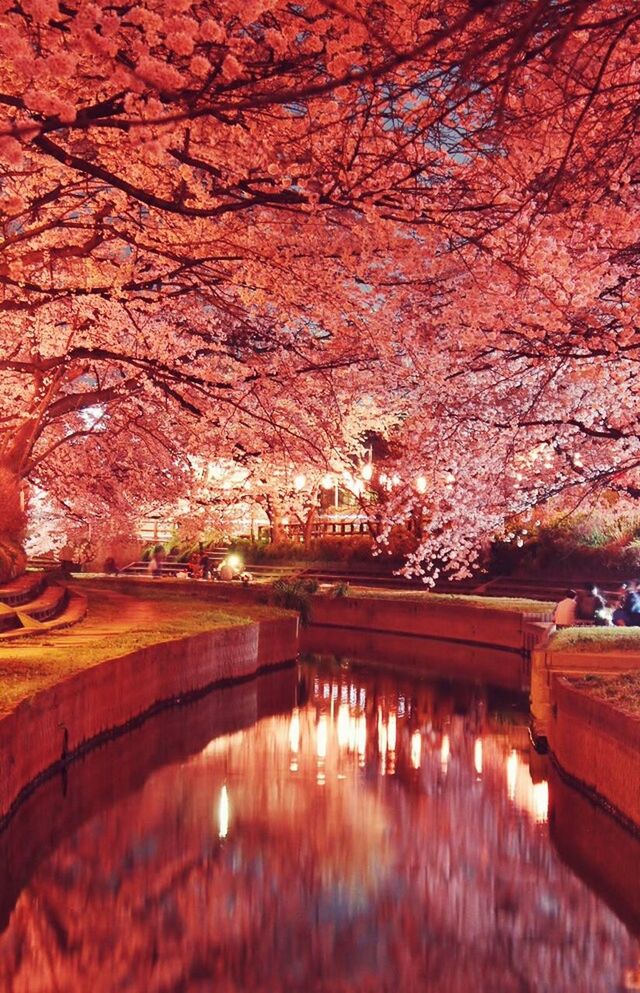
293, 473, 306, 490
416, 474, 427, 494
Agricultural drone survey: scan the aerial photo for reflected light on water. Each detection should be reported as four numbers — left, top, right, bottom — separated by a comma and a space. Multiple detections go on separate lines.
506, 749, 549, 824
411, 730, 421, 769
289, 708, 300, 772
474, 738, 483, 777
532, 780, 550, 824
507, 749, 518, 800
218, 785, 229, 839
387, 712, 397, 752
440, 733, 450, 772
316, 714, 327, 785
316, 715, 328, 759
337, 704, 349, 749
357, 715, 367, 766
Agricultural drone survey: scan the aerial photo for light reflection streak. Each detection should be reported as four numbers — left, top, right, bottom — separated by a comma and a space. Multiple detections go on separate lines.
440, 733, 450, 772
411, 730, 421, 769
337, 704, 350, 749
474, 738, 483, 777
357, 715, 367, 766
218, 785, 229, 839
507, 749, 518, 800
289, 708, 300, 772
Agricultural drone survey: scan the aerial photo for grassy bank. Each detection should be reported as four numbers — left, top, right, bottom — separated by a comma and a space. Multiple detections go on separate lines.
0, 580, 289, 716
550, 627, 640, 653
571, 673, 640, 718
346, 587, 554, 614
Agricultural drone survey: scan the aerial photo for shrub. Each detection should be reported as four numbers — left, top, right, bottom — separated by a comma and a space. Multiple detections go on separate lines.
270, 577, 319, 624
329, 582, 350, 598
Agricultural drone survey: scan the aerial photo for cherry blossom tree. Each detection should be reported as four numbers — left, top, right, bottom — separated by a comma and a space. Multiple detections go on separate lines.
2, 1, 640, 579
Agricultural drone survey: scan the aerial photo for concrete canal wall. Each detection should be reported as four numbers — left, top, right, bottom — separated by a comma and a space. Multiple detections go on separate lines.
307, 595, 550, 690
0, 615, 298, 823
0, 665, 297, 931
531, 642, 638, 742
549, 675, 640, 831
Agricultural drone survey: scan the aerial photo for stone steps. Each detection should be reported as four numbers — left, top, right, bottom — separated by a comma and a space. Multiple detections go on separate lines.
0, 574, 86, 641
0, 572, 46, 607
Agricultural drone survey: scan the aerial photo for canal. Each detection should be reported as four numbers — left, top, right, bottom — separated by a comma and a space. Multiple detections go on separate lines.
0, 656, 638, 992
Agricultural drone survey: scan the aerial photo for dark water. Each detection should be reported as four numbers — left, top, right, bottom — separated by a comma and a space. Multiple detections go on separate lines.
0, 659, 639, 993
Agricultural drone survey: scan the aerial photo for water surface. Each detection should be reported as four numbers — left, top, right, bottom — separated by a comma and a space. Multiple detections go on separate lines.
0, 659, 638, 993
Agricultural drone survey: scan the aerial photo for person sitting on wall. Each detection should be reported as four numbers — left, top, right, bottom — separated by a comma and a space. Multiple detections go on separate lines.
612, 597, 628, 626
621, 580, 640, 626
186, 551, 202, 579
575, 581, 606, 624
553, 589, 577, 628
218, 561, 234, 581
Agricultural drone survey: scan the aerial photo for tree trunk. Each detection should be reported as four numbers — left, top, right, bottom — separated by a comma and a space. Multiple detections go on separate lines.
0, 465, 27, 582
303, 504, 317, 546
266, 497, 283, 544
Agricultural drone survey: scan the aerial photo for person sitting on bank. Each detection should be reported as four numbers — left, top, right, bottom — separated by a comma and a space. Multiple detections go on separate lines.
553, 589, 577, 628
620, 580, 640, 626
575, 581, 606, 623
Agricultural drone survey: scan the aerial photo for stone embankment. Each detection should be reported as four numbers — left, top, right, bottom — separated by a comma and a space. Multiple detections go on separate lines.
531, 635, 640, 831
305, 593, 551, 691
548, 676, 640, 832
0, 611, 298, 823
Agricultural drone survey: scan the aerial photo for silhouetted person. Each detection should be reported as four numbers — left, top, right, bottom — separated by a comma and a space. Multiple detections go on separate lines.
553, 589, 576, 628
575, 582, 605, 623
622, 580, 640, 626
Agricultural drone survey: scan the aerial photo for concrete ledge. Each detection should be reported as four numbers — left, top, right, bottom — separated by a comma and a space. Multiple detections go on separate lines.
549, 675, 640, 829
309, 595, 537, 652
302, 624, 530, 690
0, 614, 298, 822
531, 642, 640, 743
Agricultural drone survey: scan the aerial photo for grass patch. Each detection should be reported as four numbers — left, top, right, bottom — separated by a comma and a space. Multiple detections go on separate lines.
0, 580, 291, 716
346, 587, 554, 614
571, 673, 640, 717
550, 627, 640, 653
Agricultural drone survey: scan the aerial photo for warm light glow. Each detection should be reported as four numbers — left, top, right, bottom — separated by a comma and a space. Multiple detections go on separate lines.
410, 730, 421, 769
506, 749, 518, 801
316, 715, 328, 759
289, 708, 300, 753
532, 781, 549, 824
348, 715, 357, 751
440, 733, 450, 771
226, 553, 242, 571
387, 712, 397, 752
474, 738, 483, 776
337, 704, 350, 749
415, 474, 427, 494
218, 785, 229, 839
321, 473, 334, 489
293, 472, 306, 490
357, 715, 367, 762
361, 462, 373, 481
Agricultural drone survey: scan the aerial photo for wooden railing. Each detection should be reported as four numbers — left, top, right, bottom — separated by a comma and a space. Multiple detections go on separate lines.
257, 520, 370, 541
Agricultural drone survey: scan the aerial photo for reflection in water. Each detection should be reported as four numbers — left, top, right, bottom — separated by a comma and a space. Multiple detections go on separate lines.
0, 659, 638, 992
